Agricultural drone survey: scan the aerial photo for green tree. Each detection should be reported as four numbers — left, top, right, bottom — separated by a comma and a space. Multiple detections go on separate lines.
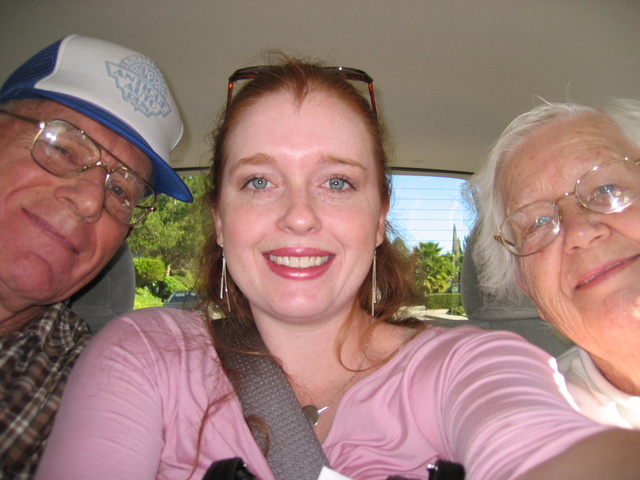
133, 257, 165, 287
128, 176, 210, 277
412, 241, 455, 298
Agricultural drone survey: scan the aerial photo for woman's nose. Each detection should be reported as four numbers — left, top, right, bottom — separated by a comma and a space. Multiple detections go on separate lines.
560, 201, 610, 253
277, 187, 321, 234
54, 168, 106, 222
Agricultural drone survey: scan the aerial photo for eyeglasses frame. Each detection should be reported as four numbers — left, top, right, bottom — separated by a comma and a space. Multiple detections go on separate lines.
494, 157, 640, 256
0, 109, 156, 226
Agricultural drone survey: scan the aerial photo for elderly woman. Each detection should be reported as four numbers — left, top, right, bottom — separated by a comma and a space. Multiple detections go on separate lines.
37, 63, 640, 480
468, 99, 640, 430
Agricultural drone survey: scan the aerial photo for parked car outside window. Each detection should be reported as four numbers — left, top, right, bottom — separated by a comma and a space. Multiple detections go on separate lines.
445, 283, 461, 294
164, 290, 200, 309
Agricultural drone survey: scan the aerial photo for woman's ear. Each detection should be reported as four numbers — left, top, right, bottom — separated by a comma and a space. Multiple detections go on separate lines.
212, 207, 224, 247
376, 203, 389, 246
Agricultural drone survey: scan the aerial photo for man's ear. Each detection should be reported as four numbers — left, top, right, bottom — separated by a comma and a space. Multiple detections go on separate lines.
212, 208, 223, 247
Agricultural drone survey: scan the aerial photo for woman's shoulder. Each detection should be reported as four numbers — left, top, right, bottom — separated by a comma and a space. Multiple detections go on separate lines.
392, 323, 553, 371
101, 306, 206, 333
90, 307, 213, 355
72, 307, 221, 393
411, 322, 542, 348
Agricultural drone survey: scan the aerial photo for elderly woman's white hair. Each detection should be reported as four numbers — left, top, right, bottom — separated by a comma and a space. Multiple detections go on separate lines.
464, 98, 640, 302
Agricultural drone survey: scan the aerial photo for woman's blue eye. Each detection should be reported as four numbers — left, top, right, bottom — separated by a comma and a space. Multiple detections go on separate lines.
248, 178, 269, 190
327, 178, 349, 190
532, 216, 551, 229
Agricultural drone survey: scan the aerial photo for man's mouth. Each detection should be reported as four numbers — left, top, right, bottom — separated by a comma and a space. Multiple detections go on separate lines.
267, 254, 331, 269
24, 208, 80, 254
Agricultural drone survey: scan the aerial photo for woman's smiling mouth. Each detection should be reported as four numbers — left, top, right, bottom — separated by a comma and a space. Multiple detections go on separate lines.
267, 254, 332, 268
575, 254, 640, 290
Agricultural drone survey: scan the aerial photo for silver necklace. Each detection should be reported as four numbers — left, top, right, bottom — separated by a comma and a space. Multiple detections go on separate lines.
301, 347, 367, 427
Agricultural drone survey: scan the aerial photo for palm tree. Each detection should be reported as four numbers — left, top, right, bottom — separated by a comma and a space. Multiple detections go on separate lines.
412, 242, 455, 298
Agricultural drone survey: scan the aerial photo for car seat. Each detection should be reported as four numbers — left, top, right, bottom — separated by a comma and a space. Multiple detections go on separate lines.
69, 241, 136, 333
460, 228, 573, 356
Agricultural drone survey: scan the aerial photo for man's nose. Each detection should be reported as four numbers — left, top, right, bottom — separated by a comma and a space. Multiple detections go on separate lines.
53, 167, 107, 222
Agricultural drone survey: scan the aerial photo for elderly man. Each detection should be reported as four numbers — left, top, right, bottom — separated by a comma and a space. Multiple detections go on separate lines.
468, 99, 640, 430
0, 34, 192, 478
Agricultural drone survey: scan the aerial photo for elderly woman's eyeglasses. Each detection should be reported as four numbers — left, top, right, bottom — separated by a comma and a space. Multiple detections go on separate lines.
226, 65, 377, 117
0, 110, 155, 226
495, 157, 640, 256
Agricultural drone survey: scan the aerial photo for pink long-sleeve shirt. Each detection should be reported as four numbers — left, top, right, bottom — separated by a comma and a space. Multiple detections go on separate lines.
35, 307, 607, 480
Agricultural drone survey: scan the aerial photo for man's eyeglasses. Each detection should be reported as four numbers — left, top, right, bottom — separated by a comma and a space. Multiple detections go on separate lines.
0, 110, 155, 226
495, 157, 640, 256
226, 65, 377, 117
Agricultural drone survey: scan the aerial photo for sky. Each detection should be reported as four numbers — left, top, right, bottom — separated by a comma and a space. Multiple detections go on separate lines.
387, 174, 475, 253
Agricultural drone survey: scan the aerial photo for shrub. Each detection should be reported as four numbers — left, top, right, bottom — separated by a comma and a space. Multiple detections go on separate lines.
134, 287, 163, 309
156, 275, 189, 300
134, 257, 165, 288
425, 293, 463, 312
169, 271, 195, 291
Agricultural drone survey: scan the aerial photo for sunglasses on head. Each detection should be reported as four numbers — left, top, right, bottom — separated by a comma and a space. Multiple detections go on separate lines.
226, 65, 377, 117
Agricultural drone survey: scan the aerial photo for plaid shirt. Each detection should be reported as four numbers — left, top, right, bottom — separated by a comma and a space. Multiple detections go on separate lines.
0, 303, 91, 479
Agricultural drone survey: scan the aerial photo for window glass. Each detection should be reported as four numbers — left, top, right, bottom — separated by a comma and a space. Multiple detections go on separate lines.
387, 173, 475, 317
388, 174, 474, 253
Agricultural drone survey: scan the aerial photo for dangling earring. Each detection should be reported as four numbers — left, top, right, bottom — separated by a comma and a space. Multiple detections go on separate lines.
220, 253, 231, 312
371, 249, 377, 317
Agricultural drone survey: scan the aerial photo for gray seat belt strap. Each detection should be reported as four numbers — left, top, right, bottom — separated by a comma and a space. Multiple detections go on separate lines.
214, 320, 330, 480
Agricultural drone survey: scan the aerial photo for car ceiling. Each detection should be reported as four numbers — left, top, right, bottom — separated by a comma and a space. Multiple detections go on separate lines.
3, 0, 640, 178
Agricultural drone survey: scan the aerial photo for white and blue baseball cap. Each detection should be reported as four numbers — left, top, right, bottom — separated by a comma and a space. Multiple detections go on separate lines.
0, 34, 193, 202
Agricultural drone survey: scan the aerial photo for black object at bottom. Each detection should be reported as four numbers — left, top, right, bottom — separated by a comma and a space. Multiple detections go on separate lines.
387, 459, 465, 480
426, 460, 465, 480
204, 458, 464, 480
202, 457, 256, 480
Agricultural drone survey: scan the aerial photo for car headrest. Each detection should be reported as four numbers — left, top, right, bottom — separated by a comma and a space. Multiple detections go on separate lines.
69, 241, 135, 333
461, 227, 573, 356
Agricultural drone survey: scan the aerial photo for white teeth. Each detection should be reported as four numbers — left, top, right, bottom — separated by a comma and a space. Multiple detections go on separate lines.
268, 255, 330, 268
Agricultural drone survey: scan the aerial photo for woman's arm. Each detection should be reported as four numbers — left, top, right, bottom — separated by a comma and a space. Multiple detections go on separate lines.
516, 429, 640, 480
422, 327, 610, 480
35, 314, 169, 480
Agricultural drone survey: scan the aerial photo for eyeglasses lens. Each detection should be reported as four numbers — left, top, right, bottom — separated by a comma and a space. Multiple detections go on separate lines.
500, 159, 640, 255
105, 169, 154, 224
32, 120, 154, 226
32, 120, 100, 176
501, 201, 560, 255
576, 159, 640, 213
